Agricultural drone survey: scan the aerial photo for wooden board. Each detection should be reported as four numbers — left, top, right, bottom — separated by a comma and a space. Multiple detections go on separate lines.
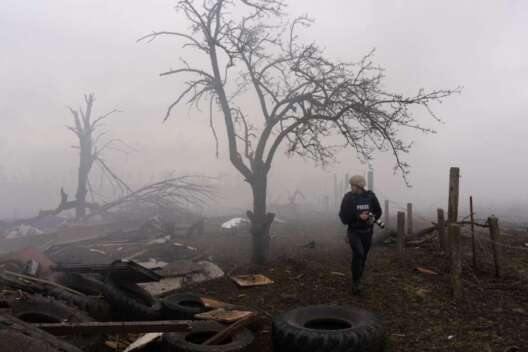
33, 320, 191, 335
195, 308, 255, 323
201, 297, 231, 309
231, 274, 273, 287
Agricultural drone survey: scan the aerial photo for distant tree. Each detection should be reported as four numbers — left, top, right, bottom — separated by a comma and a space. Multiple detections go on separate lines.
140, 0, 459, 264
65, 93, 129, 219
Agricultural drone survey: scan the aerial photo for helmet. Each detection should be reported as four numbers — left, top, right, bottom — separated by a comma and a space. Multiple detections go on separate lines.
349, 175, 366, 188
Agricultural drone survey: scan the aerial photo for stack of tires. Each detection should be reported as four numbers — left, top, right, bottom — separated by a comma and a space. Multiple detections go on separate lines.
3, 267, 384, 352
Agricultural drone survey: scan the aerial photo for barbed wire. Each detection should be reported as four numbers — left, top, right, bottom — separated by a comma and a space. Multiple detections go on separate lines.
370, 189, 528, 252
477, 236, 528, 251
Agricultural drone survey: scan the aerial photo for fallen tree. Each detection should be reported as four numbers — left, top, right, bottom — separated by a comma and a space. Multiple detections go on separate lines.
29, 175, 213, 224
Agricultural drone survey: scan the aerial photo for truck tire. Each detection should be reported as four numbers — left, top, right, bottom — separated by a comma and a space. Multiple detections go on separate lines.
272, 305, 385, 352
48, 272, 104, 296
161, 293, 209, 320
0, 314, 83, 352
162, 321, 254, 352
8, 295, 102, 352
46, 287, 112, 321
100, 277, 161, 321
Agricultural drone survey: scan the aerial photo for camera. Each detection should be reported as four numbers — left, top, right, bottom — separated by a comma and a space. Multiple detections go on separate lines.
368, 212, 385, 229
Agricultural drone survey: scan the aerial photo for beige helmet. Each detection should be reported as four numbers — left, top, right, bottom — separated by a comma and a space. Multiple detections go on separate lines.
349, 175, 366, 188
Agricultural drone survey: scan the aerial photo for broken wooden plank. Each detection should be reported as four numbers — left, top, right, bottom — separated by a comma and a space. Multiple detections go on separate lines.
203, 313, 256, 345
33, 320, 192, 335
195, 308, 254, 323
201, 297, 233, 309
2, 270, 85, 296
231, 274, 273, 287
51, 260, 161, 283
200, 297, 250, 312
415, 267, 439, 275
123, 333, 163, 352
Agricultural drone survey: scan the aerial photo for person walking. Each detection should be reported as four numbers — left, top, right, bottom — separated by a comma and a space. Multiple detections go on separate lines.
339, 175, 382, 294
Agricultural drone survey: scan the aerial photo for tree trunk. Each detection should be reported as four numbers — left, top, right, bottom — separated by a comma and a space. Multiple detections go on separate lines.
75, 137, 91, 219
247, 172, 275, 265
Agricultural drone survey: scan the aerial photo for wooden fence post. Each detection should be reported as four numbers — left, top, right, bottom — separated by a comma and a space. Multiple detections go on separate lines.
488, 216, 501, 278
469, 196, 477, 268
437, 208, 446, 252
447, 167, 460, 223
407, 203, 413, 235
384, 200, 389, 229
397, 211, 405, 253
333, 174, 338, 208
448, 223, 462, 299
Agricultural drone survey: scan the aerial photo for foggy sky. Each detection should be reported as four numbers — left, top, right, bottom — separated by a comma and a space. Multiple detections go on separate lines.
1, 0, 527, 220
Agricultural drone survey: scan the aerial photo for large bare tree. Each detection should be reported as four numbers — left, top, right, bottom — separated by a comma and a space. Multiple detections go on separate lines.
140, 0, 459, 264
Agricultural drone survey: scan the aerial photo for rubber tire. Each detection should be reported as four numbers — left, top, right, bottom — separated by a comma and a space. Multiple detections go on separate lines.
48, 272, 104, 296
100, 277, 162, 321
0, 314, 83, 352
272, 305, 385, 352
46, 272, 112, 320
46, 287, 112, 322
162, 321, 254, 352
8, 295, 102, 352
161, 293, 209, 320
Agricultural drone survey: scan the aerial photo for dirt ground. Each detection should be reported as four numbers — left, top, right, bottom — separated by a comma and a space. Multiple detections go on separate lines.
182, 218, 527, 352
2, 215, 526, 351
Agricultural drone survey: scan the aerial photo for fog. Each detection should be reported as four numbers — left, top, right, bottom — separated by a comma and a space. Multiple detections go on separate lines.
1, 0, 527, 221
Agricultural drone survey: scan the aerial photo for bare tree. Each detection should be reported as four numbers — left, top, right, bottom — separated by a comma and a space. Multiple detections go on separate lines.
139, 0, 459, 264
66, 93, 128, 219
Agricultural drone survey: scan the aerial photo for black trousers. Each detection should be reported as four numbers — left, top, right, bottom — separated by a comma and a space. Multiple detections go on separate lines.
348, 230, 373, 283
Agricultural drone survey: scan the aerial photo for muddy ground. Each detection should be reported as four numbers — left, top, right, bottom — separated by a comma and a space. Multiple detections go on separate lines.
2, 215, 527, 351
185, 218, 527, 352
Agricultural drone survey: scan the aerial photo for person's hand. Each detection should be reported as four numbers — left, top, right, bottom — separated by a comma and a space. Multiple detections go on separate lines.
359, 212, 369, 221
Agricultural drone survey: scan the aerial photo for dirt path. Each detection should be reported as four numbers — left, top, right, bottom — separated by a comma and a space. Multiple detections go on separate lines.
187, 220, 527, 351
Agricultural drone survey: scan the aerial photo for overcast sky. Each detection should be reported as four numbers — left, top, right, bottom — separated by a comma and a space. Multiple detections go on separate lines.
1, 0, 527, 219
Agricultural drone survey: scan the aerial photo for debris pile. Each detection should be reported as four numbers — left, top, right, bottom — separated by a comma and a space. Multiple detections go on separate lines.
5, 224, 44, 240
0, 218, 258, 352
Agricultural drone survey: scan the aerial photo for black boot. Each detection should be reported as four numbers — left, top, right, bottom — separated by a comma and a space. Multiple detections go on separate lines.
351, 281, 362, 295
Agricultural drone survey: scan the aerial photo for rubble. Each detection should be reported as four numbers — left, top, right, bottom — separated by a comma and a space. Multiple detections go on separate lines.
5, 224, 44, 239
0, 217, 256, 352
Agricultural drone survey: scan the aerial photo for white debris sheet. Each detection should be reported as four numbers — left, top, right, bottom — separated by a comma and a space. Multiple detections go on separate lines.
137, 258, 169, 270
221, 217, 249, 229
147, 235, 171, 245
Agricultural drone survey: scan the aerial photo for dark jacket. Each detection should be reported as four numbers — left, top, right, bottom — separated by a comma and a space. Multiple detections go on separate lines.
339, 190, 382, 232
